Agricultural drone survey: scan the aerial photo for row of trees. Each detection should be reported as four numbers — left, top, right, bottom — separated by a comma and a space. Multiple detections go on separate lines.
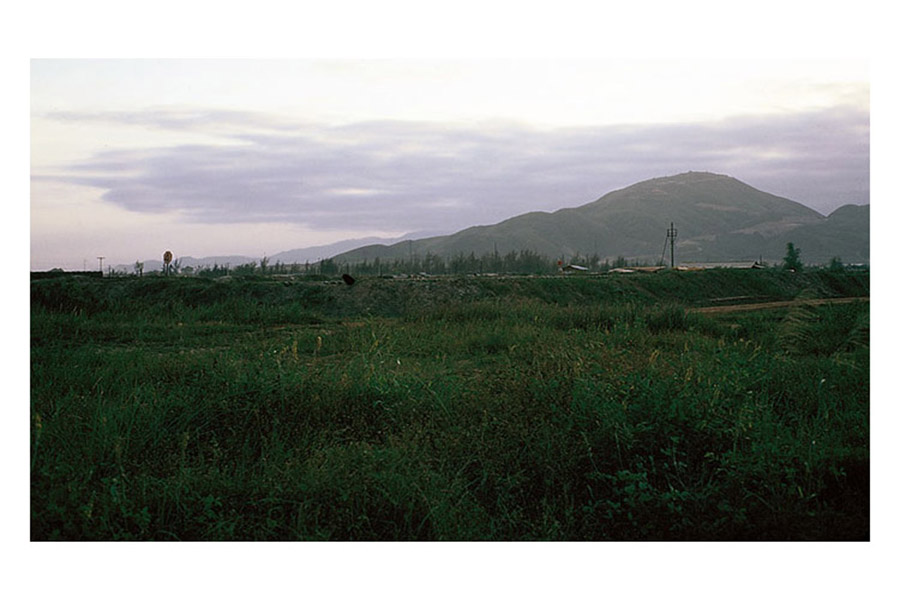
240, 250, 641, 277
109, 250, 644, 278
782, 243, 852, 273
343, 249, 562, 276
105, 243, 848, 278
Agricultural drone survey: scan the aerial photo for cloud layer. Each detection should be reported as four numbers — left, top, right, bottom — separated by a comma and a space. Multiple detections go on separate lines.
39, 105, 869, 234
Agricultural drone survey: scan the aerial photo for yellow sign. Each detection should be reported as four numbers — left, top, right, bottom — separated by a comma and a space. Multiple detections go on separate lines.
163, 250, 173, 264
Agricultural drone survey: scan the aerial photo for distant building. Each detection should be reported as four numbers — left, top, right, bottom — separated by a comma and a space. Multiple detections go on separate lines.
677, 261, 766, 270
630, 266, 666, 273
561, 264, 589, 273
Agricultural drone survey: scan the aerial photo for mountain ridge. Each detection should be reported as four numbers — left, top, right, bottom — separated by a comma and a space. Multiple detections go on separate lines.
332, 172, 868, 265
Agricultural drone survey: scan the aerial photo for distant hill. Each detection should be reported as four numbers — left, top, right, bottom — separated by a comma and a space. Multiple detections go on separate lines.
115, 230, 450, 273
333, 172, 869, 265
268, 230, 449, 264
269, 237, 393, 265
119, 255, 258, 274
758, 203, 869, 265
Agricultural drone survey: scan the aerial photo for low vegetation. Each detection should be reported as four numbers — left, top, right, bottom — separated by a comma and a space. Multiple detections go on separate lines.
31, 269, 869, 540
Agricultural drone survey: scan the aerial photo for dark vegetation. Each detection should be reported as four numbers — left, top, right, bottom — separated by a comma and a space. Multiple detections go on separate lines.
31, 268, 869, 540
96, 248, 642, 278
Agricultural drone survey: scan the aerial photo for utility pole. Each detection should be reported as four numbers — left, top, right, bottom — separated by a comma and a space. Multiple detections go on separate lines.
97, 256, 105, 274
666, 223, 677, 268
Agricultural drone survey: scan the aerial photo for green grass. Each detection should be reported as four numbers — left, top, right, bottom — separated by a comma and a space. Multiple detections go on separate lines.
30, 270, 869, 540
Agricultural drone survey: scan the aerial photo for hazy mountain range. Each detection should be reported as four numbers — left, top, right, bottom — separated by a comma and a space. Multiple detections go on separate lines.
117, 172, 869, 272
117, 230, 447, 273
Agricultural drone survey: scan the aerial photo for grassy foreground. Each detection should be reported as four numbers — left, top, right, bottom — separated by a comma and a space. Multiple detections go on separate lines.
31, 270, 869, 540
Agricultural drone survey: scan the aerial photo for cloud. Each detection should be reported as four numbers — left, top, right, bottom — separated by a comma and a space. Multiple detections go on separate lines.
37, 105, 869, 234
44, 107, 296, 133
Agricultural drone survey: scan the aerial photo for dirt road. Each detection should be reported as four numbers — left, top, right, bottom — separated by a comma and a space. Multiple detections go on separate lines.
692, 296, 869, 315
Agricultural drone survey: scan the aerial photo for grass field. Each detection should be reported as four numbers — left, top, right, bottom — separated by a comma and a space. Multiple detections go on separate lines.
30, 269, 869, 540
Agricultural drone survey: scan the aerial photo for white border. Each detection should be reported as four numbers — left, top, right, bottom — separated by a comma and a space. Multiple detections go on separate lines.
8, 2, 896, 598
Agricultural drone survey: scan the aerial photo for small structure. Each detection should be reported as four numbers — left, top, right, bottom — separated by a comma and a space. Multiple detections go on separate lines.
630, 266, 666, 273
561, 264, 589, 273
678, 261, 764, 270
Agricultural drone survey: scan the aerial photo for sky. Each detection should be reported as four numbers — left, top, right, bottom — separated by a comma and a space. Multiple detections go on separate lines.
30, 58, 869, 270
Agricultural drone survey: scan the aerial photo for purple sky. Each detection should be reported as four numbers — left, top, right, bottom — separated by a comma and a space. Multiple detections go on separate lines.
30, 59, 869, 270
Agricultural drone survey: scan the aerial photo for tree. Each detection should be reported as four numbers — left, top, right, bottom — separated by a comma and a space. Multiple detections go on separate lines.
134, 261, 144, 277
232, 261, 257, 276
828, 256, 845, 272
318, 258, 338, 275
783, 242, 803, 271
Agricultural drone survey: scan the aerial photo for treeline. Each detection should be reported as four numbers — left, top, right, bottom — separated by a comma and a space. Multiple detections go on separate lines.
104, 250, 644, 278
207, 250, 639, 277
341, 249, 559, 276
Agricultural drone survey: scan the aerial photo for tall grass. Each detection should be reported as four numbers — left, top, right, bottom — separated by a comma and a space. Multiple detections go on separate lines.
31, 272, 869, 540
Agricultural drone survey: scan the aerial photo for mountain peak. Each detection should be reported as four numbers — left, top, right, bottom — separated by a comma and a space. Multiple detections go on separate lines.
661, 171, 729, 181
627, 171, 734, 190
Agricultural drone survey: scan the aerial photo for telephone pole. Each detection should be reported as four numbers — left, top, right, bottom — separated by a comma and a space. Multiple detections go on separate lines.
666, 223, 677, 268
97, 256, 105, 274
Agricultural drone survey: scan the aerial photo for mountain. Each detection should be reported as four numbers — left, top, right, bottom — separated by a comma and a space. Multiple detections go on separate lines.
756, 203, 869, 265
268, 230, 449, 264
332, 172, 869, 265
120, 254, 258, 273
114, 231, 450, 273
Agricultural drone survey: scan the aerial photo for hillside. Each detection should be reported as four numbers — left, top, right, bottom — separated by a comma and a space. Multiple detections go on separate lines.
334, 172, 868, 265
269, 230, 450, 264
759, 203, 869, 265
